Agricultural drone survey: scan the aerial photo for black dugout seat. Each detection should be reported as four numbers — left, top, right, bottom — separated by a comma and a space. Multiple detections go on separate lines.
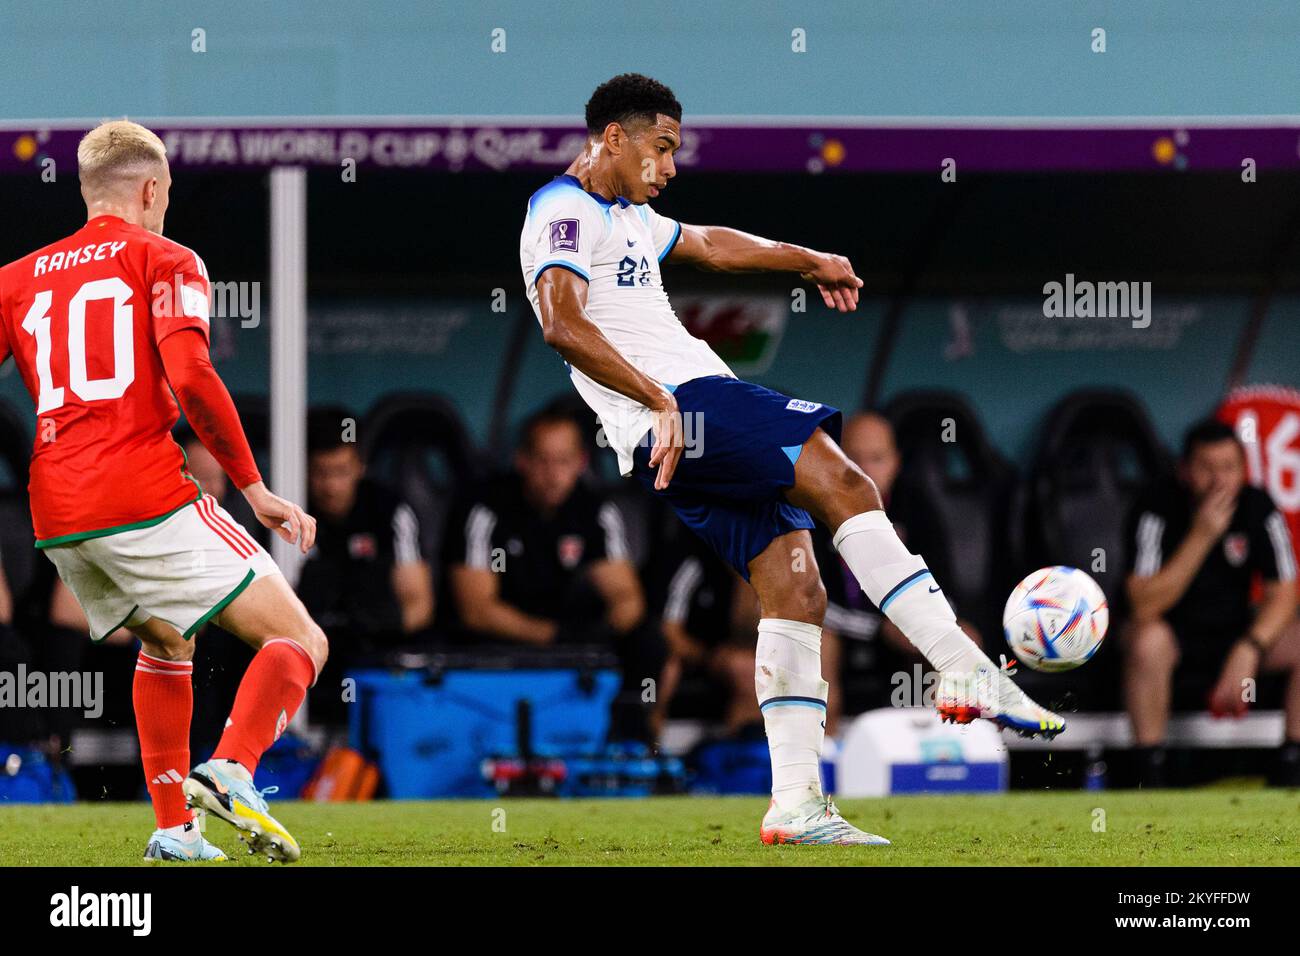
361, 392, 484, 564
1020, 389, 1172, 604
884, 390, 1016, 639
1015, 389, 1172, 709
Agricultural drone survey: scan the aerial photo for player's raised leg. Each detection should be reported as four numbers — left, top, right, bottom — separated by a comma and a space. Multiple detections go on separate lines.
183, 574, 327, 863
747, 531, 889, 845
130, 617, 228, 862
786, 428, 1065, 738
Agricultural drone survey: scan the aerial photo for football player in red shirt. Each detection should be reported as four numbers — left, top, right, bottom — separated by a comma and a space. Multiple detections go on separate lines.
0, 120, 327, 862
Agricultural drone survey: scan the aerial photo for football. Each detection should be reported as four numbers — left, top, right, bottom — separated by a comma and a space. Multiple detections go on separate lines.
1003, 566, 1109, 672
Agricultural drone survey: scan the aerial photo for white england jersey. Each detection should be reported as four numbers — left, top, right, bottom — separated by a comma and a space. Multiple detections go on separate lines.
520, 174, 734, 476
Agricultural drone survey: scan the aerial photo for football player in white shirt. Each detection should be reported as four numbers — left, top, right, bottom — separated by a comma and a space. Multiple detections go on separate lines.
521, 73, 1064, 846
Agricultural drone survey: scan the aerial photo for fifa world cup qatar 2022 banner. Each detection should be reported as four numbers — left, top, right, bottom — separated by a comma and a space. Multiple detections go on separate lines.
7, 119, 1300, 175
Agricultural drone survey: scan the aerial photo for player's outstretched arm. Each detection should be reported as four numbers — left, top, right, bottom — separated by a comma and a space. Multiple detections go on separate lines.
536, 268, 683, 488
158, 328, 316, 552
667, 222, 863, 312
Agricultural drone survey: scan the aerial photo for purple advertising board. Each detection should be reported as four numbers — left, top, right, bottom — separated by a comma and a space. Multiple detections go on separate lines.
2, 118, 1298, 175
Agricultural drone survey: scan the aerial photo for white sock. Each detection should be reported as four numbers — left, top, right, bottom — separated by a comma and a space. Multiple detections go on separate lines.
755, 618, 827, 812
160, 820, 198, 840
832, 510, 995, 675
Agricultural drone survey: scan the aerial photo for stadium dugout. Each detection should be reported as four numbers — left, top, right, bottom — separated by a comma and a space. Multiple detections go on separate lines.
1, 116, 1298, 792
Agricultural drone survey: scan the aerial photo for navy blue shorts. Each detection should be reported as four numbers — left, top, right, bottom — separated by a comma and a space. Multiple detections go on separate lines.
631, 375, 842, 581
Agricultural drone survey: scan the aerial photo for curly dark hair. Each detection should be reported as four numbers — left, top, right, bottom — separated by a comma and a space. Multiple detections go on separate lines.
584, 73, 681, 136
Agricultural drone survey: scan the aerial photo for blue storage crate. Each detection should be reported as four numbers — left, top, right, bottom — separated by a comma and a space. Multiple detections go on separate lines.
252, 733, 320, 798
348, 668, 621, 798
0, 746, 76, 804
689, 738, 773, 795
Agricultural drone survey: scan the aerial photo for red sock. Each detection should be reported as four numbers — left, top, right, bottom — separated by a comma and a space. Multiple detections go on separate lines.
133, 651, 194, 829
212, 639, 315, 774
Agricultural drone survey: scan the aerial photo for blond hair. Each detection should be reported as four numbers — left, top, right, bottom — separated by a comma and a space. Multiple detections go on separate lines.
77, 120, 167, 197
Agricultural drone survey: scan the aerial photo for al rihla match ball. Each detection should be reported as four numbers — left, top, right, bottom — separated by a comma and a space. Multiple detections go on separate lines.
1003, 566, 1109, 672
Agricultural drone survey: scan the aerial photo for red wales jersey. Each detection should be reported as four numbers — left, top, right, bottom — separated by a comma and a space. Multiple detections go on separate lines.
0, 215, 211, 546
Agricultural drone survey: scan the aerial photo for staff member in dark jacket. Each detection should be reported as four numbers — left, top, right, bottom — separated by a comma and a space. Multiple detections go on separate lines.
1125, 419, 1299, 786
441, 406, 643, 648
298, 407, 434, 724
442, 404, 660, 740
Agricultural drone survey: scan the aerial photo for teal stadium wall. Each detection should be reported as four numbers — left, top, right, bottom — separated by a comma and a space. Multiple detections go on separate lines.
3, 1, 1300, 120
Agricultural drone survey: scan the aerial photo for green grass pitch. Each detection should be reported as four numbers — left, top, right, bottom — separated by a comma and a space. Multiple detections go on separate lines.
1, 789, 1296, 866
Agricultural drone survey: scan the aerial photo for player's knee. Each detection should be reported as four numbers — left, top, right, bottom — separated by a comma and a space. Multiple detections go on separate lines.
140, 634, 194, 663
828, 457, 882, 514
288, 622, 329, 673
310, 626, 329, 671
859, 472, 885, 512
133, 621, 193, 662
1125, 618, 1179, 672
788, 571, 827, 624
